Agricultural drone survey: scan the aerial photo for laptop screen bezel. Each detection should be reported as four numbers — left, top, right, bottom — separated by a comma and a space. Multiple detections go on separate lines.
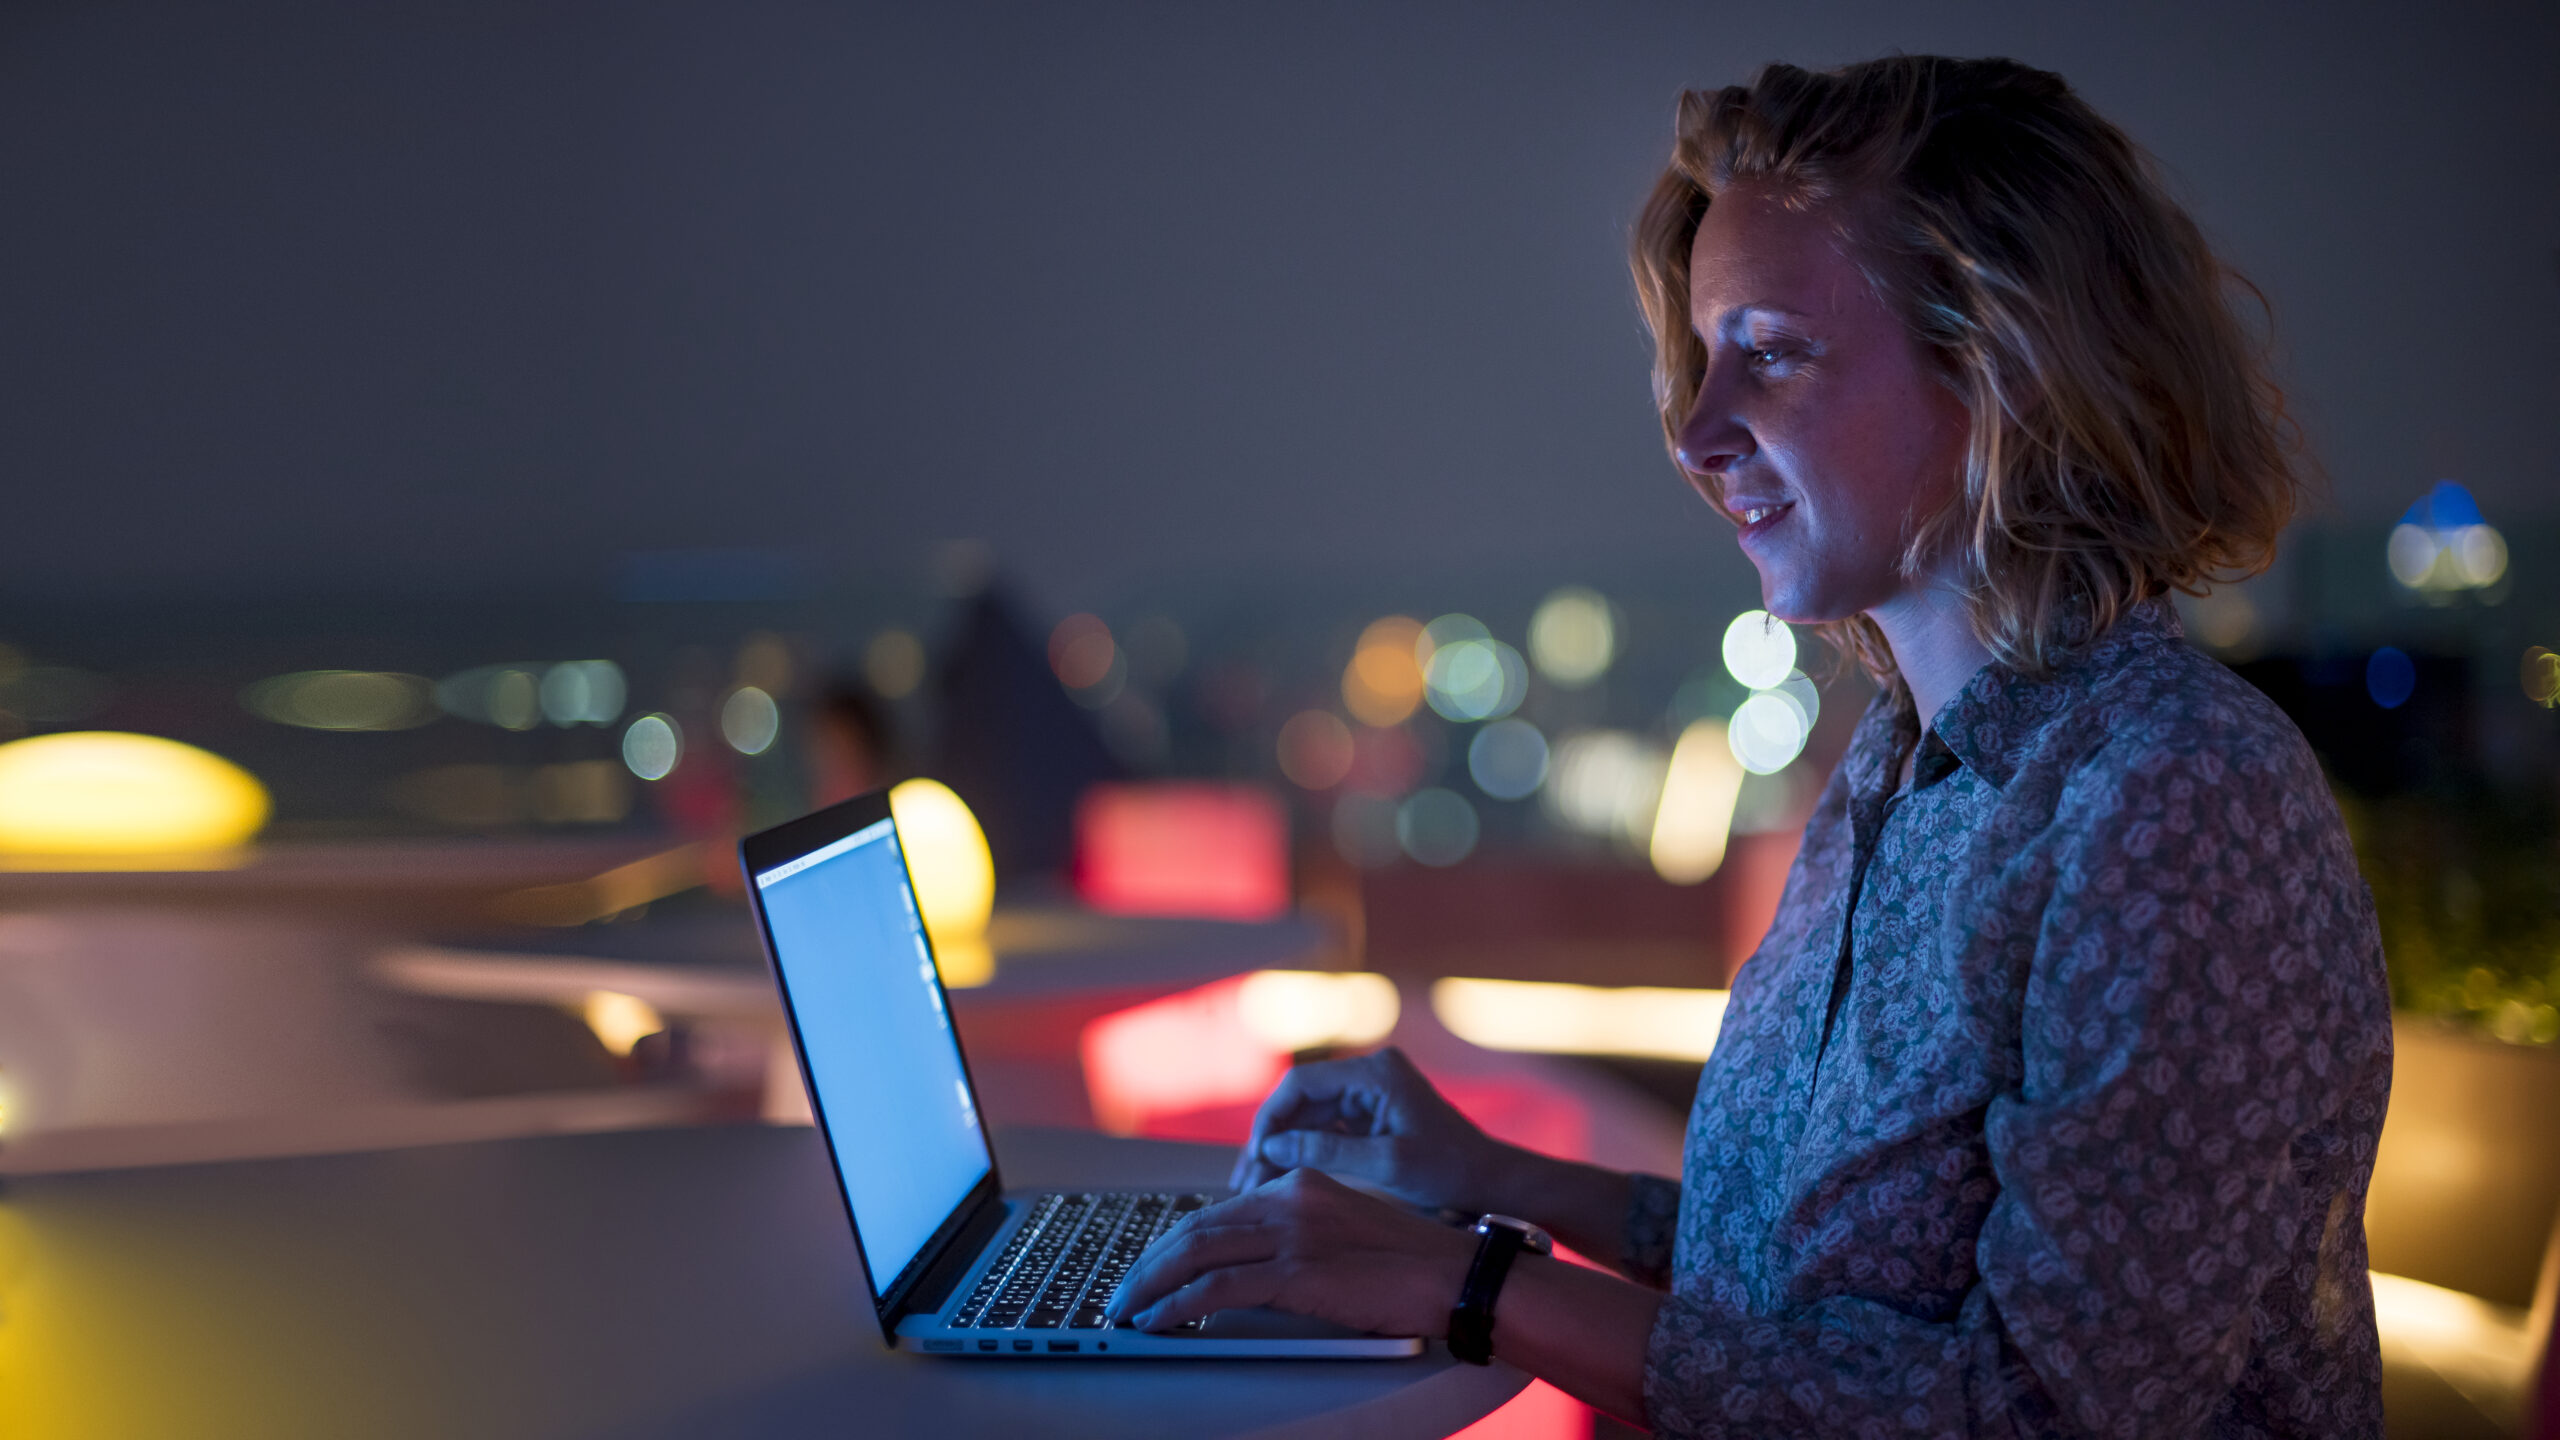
740, 790, 1005, 1345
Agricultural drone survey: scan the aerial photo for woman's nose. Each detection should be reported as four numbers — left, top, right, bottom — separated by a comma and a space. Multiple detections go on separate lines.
1675, 413, 1749, 478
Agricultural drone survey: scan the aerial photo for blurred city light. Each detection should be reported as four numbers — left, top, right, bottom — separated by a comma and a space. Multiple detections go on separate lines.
1544, 730, 1668, 842
1722, 611, 1796, 689
2386, 480, 2508, 593
1277, 709, 1356, 789
0, 731, 270, 860
864, 628, 926, 699
581, 990, 665, 1058
1424, 637, 1527, 722
2367, 648, 2417, 711
2186, 590, 2260, 653
539, 661, 627, 726
1343, 616, 1426, 726
1236, 970, 1401, 1053
243, 670, 438, 731
487, 670, 540, 730
1527, 586, 1616, 687
888, 777, 997, 987
1080, 976, 1291, 1135
620, 714, 682, 781
720, 686, 780, 755
1396, 787, 1479, 867
1073, 783, 1289, 921
2521, 647, 2559, 707
1432, 979, 1729, 1062
1467, 718, 1549, 800
1650, 719, 1746, 884
1728, 692, 1811, 774
1049, 614, 1118, 690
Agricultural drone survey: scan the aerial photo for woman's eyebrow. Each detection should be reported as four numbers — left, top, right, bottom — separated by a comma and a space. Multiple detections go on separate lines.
1691, 301, 1816, 343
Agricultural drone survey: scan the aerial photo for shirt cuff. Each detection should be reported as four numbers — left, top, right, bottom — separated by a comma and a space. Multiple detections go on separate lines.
1622, 1173, 1681, 1286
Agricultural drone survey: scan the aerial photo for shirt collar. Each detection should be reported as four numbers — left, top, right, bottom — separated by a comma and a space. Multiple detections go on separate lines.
1928, 597, 2186, 789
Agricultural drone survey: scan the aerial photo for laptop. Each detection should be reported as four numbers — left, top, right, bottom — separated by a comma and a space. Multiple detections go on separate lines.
740, 791, 1423, 1358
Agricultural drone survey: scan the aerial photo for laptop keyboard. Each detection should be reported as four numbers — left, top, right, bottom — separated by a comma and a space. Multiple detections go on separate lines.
949, 1191, 1212, 1332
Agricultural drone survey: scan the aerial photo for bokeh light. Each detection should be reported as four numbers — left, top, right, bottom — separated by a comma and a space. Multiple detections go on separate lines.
2386, 481, 2508, 593
1276, 710, 1356, 789
1650, 719, 1746, 884
1424, 637, 1527, 722
2520, 646, 2559, 707
1544, 730, 1668, 842
582, 990, 664, 1057
889, 777, 998, 987
487, 669, 540, 731
1049, 614, 1118, 690
1396, 787, 1479, 867
1342, 616, 1426, 727
720, 686, 780, 755
540, 661, 627, 726
621, 713, 681, 781
243, 670, 438, 731
1722, 611, 1796, 689
2367, 647, 2417, 710
1527, 587, 1615, 687
1432, 978, 1729, 1062
1728, 692, 1810, 774
1236, 970, 1401, 1052
1466, 718, 1549, 800
865, 629, 926, 699
0, 732, 270, 859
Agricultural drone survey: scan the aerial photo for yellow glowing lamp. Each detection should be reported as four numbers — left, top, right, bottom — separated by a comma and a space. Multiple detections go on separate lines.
888, 777, 997, 986
0, 731, 270, 862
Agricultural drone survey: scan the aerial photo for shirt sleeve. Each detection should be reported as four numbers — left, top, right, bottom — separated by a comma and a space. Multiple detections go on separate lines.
1642, 734, 2383, 1438
1623, 1173, 1682, 1286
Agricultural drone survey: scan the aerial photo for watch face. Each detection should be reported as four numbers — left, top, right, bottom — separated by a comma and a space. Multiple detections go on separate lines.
1473, 1214, 1554, 1254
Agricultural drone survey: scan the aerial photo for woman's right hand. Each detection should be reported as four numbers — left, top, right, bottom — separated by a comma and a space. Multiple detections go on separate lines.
1227, 1046, 1513, 1212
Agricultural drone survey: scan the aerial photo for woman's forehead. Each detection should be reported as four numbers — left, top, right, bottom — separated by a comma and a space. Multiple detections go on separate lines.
1687, 185, 1870, 333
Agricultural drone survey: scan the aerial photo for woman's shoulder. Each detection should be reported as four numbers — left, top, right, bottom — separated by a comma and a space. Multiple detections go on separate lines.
1991, 602, 2323, 800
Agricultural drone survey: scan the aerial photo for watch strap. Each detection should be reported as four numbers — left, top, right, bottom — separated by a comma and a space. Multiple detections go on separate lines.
1447, 1221, 1537, 1365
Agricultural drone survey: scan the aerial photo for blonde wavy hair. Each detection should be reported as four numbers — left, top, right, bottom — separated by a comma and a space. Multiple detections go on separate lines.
1632, 56, 2305, 684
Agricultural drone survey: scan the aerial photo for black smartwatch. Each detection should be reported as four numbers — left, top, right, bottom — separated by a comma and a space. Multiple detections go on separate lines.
1446, 1214, 1552, 1365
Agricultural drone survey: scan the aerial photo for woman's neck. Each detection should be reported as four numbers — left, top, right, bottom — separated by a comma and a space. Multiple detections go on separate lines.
1868, 580, 1993, 735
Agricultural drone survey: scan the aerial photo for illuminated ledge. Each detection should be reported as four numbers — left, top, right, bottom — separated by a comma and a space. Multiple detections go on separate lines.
0, 1087, 743, 1177
2370, 1270, 2547, 1431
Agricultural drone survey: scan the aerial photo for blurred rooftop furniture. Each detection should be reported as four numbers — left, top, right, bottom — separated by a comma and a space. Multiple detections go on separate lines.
2366, 1019, 2560, 1438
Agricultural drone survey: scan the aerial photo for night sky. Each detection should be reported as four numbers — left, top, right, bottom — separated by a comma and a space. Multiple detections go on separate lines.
5, 0, 2554, 619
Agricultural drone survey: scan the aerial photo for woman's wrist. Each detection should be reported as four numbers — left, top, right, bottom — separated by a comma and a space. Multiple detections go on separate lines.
1472, 1144, 1635, 1269
1484, 1252, 1662, 1425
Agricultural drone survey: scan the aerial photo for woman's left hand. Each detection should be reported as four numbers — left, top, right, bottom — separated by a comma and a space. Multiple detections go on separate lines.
1104, 1168, 1475, 1337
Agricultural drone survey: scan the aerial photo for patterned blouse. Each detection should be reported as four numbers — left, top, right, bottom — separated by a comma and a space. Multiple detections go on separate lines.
1622, 600, 2393, 1438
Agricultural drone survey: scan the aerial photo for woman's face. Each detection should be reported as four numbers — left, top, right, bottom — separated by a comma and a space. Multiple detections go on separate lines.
1675, 183, 1970, 625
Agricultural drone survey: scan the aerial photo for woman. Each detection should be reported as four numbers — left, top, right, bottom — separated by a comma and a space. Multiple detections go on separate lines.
1108, 56, 2391, 1437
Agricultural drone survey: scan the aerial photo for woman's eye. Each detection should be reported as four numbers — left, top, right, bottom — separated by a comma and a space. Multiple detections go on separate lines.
1747, 346, 1785, 368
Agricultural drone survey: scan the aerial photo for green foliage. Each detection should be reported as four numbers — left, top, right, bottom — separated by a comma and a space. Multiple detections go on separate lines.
2337, 781, 2560, 1047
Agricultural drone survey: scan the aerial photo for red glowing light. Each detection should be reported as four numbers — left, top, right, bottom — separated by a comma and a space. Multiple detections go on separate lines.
1073, 782, 1290, 921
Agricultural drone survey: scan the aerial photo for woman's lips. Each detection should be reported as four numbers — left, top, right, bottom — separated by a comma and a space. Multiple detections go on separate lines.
1734, 501, 1795, 541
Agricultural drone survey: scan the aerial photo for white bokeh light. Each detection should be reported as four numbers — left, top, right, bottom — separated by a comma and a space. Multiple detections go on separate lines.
1722, 611, 1797, 690
1727, 692, 1809, 774
621, 713, 682, 781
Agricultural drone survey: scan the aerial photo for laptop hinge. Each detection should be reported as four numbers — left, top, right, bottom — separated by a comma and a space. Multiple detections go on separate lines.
893, 1190, 1010, 1327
